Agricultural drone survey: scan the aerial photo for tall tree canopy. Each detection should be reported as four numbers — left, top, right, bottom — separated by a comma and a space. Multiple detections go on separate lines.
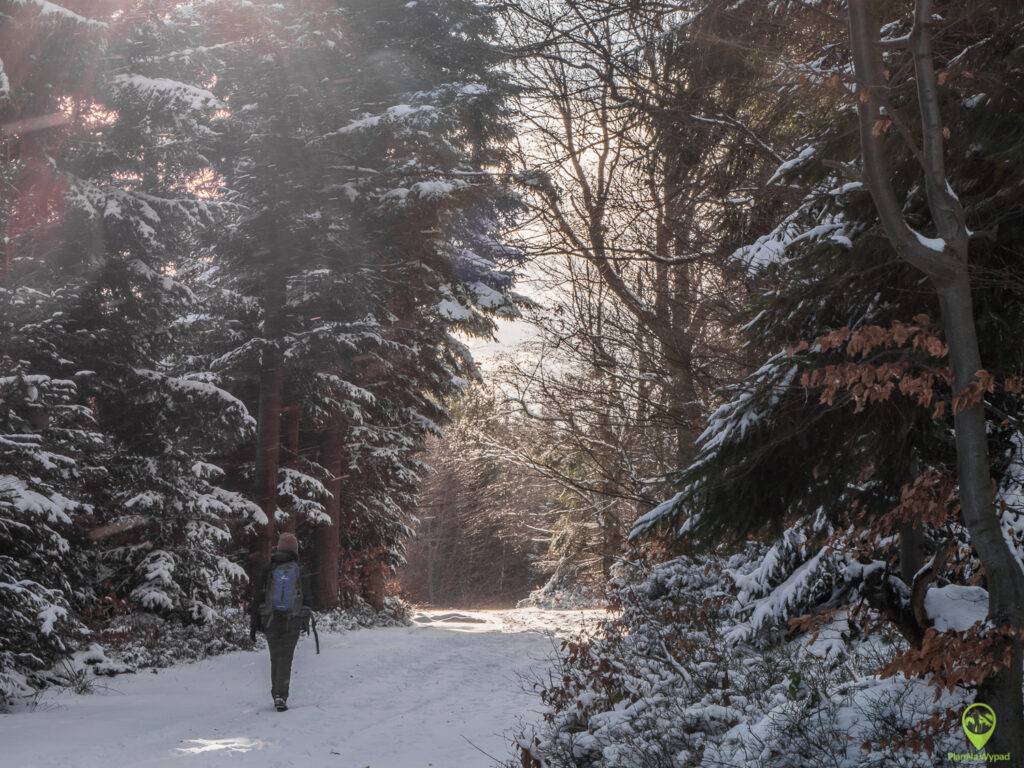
0, 0, 520, 701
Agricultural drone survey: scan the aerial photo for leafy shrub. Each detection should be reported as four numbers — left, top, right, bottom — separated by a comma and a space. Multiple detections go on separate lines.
514, 553, 968, 768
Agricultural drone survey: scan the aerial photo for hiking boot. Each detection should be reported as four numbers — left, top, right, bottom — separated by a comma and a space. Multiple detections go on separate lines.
274, 696, 287, 712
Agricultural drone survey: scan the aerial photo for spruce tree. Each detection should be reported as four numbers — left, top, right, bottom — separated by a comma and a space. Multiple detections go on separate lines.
2, 0, 258, 624
192, 0, 521, 601
632, 1, 1024, 667
0, 361, 100, 703
321, 0, 521, 586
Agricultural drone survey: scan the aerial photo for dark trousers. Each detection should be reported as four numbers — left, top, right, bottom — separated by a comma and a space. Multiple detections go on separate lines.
265, 612, 302, 700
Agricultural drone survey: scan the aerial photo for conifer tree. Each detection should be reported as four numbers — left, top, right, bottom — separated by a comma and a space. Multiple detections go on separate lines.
0, 362, 99, 702
3, 0, 259, 624
1, 1, 107, 696
192, 0, 521, 601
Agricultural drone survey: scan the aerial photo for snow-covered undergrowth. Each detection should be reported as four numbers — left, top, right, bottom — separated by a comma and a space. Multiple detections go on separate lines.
519, 578, 608, 610
314, 596, 412, 633
413, 607, 606, 637
515, 553, 967, 768
95, 609, 257, 672
99, 599, 410, 671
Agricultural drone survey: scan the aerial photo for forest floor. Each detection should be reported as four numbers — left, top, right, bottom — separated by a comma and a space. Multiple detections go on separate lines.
0, 608, 604, 768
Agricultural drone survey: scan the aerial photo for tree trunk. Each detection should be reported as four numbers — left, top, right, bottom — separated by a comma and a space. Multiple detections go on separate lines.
252, 284, 285, 568
365, 556, 387, 612
593, 339, 622, 581
898, 522, 927, 589
668, 240, 697, 461
282, 404, 301, 534
315, 418, 343, 610
666, 360, 697, 467
939, 277, 1024, 756
899, 453, 927, 587
600, 510, 621, 581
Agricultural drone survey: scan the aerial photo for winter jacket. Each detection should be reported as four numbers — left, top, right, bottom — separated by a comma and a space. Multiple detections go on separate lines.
249, 550, 314, 639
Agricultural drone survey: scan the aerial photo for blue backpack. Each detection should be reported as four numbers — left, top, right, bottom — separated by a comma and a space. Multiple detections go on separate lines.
266, 561, 302, 614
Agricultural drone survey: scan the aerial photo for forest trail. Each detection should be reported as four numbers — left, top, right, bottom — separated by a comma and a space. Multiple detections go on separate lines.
0, 609, 602, 768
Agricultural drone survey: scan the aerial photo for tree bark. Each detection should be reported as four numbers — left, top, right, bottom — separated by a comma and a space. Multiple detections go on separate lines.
365, 555, 387, 612
898, 522, 927, 588
282, 404, 301, 534
848, 0, 1024, 753
252, 283, 285, 568
315, 418, 342, 610
600, 509, 621, 581
941, 277, 1024, 757
653, 225, 699, 466
665, 341, 698, 467
899, 454, 927, 587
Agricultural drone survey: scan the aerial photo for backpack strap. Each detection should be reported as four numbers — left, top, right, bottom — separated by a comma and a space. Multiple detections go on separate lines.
260, 565, 276, 624
290, 564, 303, 617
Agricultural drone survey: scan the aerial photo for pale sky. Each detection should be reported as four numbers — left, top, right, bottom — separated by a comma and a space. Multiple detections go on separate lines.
465, 315, 536, 369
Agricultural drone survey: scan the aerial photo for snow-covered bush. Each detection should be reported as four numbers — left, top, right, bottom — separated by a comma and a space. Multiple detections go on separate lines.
93, 599, 410, 672
518, 579, 607, 610
315, 596, 412, 633
94, 609, 256, 671
0, 365, 99, 704
40, 644, 133, 694
514, 553, 966, 768
93, 371, 259, 624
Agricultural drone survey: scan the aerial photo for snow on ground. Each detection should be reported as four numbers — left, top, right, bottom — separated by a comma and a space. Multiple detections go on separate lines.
0, 608, 604, 768
411, 607, 605, 636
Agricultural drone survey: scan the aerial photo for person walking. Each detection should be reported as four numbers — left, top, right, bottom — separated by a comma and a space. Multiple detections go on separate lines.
249, 533, 313, 711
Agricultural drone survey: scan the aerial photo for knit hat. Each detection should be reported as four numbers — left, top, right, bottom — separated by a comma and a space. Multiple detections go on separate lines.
277, 532, 299, 555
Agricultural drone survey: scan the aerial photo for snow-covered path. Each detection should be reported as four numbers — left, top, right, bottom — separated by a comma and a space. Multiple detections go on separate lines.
1, 609, 601, 768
